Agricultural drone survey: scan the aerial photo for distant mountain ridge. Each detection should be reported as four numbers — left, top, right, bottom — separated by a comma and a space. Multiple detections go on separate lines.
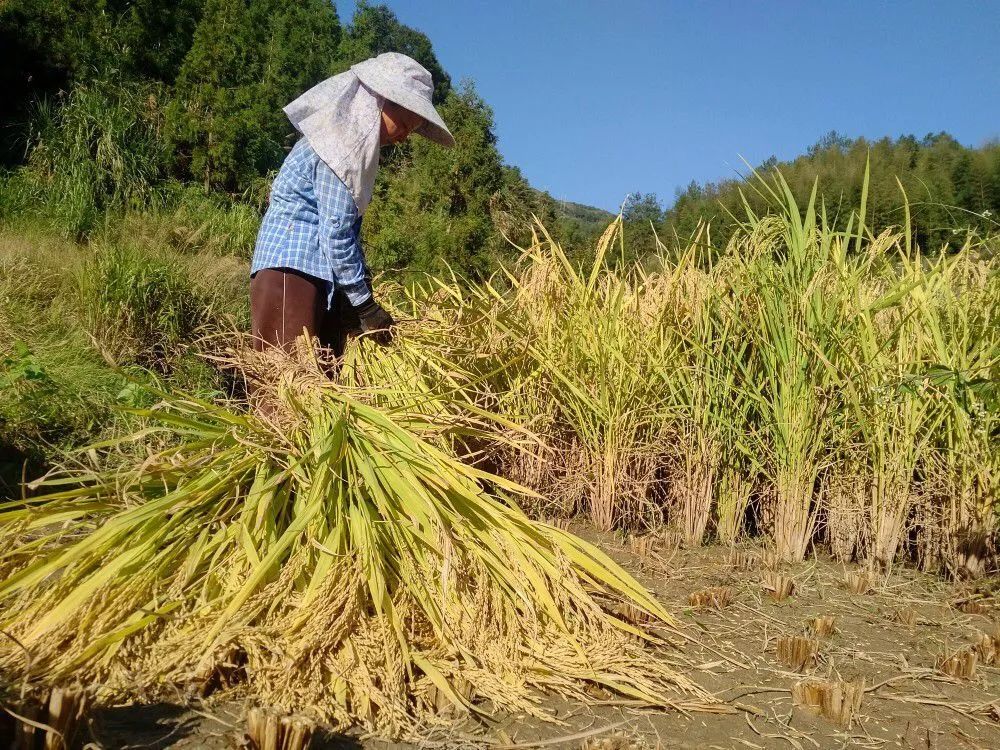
550, 196, 615, 237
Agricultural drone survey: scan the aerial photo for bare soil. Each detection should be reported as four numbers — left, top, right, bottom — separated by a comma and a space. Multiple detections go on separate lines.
75, 527, 1000, 749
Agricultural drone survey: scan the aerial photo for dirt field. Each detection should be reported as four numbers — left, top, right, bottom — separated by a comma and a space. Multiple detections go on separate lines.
84, 526, 1000, 749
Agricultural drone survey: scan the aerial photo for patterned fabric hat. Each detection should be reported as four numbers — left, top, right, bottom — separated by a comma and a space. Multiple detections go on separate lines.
351, 52, 455, 148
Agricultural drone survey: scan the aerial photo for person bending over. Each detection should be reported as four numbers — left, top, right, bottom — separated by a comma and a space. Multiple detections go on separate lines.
250, 52, 454, 355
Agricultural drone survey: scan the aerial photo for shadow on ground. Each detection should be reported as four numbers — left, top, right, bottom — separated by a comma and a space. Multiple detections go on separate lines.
314, 731, 365, 749
89, 702, 363, 749
89, 703, 202, 749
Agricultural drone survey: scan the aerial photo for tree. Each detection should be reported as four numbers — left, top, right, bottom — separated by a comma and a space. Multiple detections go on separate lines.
163, 0, 341, 192
337, 2, 451, 103
489, 165, 559, 257
661, 134, 1000, 253
361, 83, 506, 282
807, 130, 852, 157
620, 192, 663, 265
0, 0, 204, 165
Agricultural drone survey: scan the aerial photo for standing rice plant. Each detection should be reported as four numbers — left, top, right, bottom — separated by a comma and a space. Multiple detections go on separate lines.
809, 204, 943, 568
656, 251, 752, 545
714, 468, 754, 545
724, 180, 843, 562
722, 164, 939, 562
338, 186, 995, 570
512, 221, 679, 530
827, 278, 940, 568
822, 455, 866, 562
911, 246, 1000, 576
429, 219, 679, 530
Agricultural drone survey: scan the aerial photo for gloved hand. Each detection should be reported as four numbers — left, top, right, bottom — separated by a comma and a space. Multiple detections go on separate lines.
353, 296, 395, 345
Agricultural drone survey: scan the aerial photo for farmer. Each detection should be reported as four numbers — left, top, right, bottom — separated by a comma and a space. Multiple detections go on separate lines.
250, 52, 454, 355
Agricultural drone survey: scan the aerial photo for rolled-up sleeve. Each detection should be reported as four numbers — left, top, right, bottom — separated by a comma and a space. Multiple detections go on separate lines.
314, 159, 371, 306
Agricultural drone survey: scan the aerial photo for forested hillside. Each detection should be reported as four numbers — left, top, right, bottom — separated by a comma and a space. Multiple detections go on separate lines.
0, 0, 560, 279
1, 3, 995, 277
658, 132, 1000, 255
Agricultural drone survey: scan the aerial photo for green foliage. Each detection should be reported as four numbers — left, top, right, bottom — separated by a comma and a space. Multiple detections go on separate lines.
0, 336, 129, 459
0, 0, 610, 296
0, 0, 589, 284
552, 199, 615, 258
0, 225, 244, 482
362, 84, 507, 281
336, 1, 451, 103
621, 193, 665, 266
666, 132, 1000, 251
0, 0, 204, 165
76, 243, 210, 365
128, 183, 262, 259
10, 81, 163, 237
163, 0, 341, 192
490, 166, 560, 255
115, 0, 207, 83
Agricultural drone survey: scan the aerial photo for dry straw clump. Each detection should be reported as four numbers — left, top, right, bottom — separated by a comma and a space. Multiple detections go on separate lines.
245, 708, 315, 750
3, 685, 90, 750
954, 597, 992, 615
763, 573, 795, 601
628, 533, 657, 559
792, 679, 864, 727
688, 587, 734, 610
0, 345, 709, 739
727, 549, 755, 571
809, 616, 838, 637
776, 636, 819, 672
937, 649, 978, 679
844, 570, 876, 595
975, 632, 1000, 665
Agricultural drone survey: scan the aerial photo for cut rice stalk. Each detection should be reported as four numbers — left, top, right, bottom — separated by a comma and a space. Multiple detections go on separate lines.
0, 349, 708, 738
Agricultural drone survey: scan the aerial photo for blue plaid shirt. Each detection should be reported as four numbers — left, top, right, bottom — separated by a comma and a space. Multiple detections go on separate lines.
251, 138, 371, 307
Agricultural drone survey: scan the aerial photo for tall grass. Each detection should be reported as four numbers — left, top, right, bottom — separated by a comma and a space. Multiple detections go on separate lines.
121, 183, 262, 259
0, 233, 129, 466
2, 81, 163, 237
76, 242, 210, 364
0, 226, 247, 482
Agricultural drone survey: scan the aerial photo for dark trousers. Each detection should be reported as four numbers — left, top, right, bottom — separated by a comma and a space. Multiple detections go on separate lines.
249, 268, 360, 357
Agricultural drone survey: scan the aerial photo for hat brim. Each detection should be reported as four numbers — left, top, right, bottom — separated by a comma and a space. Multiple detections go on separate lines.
352, 67, 455, 148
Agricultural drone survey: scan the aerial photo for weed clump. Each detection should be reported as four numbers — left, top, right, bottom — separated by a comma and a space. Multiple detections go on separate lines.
76, 242, 209, 365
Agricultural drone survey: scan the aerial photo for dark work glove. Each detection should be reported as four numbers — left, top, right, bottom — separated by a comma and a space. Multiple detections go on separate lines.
354, 296, 395, 346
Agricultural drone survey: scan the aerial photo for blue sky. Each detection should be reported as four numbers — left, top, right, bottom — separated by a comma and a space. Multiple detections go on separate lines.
337, 1, 1000, 212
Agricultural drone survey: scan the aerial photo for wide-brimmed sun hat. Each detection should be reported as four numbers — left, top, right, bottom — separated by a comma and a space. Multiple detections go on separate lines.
350, 52, 455, 148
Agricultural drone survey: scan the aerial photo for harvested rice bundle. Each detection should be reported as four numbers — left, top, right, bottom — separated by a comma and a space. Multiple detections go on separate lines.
0, 347, 707, 738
